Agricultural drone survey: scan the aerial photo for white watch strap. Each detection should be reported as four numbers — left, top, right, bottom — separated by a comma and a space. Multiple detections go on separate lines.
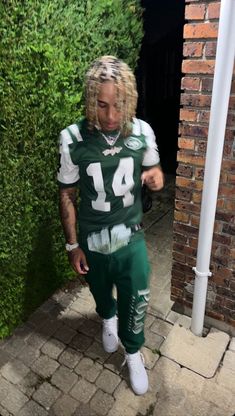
65, 242, 79, 251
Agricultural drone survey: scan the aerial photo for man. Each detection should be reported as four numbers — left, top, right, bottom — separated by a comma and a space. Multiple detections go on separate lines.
57, 56, 164, 395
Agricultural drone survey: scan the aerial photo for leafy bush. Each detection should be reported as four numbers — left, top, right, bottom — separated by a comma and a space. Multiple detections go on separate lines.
0, 0, 143, 338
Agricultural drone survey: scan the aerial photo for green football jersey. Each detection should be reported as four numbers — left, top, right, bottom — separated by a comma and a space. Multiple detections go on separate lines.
58, 118, 160, 244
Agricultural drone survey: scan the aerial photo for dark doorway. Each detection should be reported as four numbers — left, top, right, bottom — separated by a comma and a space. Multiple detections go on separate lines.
136, 0, 185, 174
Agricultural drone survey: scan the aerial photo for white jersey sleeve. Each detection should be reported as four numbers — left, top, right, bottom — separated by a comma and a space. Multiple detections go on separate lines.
57, 127, 80, 186
132, 118, 160, 167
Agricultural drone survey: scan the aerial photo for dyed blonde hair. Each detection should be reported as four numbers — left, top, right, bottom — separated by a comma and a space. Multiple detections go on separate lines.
85, 55, 138, 137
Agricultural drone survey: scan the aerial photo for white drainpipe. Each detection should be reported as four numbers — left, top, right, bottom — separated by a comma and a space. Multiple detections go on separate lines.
191, 0, 235, 336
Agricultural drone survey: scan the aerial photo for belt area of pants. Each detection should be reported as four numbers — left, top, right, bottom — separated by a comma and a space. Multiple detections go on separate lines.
130, 224, 142, 232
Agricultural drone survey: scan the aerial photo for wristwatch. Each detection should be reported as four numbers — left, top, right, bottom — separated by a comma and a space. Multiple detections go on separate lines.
65, 242, 79, 252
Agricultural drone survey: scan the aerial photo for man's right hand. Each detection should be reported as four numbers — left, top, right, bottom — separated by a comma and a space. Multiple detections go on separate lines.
68, 247, 89, 275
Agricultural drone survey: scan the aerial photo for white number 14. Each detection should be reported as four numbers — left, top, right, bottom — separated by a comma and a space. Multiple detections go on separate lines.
86, 157, 134, 212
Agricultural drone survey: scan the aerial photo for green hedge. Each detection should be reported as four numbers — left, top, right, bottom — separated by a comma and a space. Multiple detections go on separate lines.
0, 0, 143, 338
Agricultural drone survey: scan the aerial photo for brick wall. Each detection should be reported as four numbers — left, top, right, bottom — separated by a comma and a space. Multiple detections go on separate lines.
172, 0, 235, 327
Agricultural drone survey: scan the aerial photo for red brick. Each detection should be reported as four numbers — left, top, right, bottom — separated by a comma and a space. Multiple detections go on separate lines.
222, 160, 235, 172
176, 164, 193, 177
205, 41, 217, 57
181, 77, 201, 91
175, 200, 201, 214
184, 22, 218, 39
176, 177, 203, 191
192, 191, 202, 204
178, 137, 195, 150
183, 42, 204, 57
180, 125, 208, 138
232, 80, 235, 94
185, 4, 206, 20
206, 309, 225, 322
218, 184, 234, 197
177, 152, 205, 167
229, 96, 235, 110
181, 93, 211, 107
201, 77, 214, 92
174, 210, 190, 224
195, 167, 204, 179
191, 214, 200, 227
198, 110, 210, 123
175, 187, 192, 202
173, 232, 188, 245
207, 2, 221, 20
224, 200, 235, 212
182, 60, 215, 74
196, 140, 207, 153
180, 108, 198, 121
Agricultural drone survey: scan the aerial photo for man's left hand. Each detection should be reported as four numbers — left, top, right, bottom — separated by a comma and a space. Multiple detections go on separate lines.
141, 166, 164, 191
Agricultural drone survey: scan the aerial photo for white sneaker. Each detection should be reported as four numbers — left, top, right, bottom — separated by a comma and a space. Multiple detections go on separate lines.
102, 316, 118, 353
124, 351, 149, 395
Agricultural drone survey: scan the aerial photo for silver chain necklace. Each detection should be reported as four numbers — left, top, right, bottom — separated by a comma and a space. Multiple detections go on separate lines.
100, 130, 121, 146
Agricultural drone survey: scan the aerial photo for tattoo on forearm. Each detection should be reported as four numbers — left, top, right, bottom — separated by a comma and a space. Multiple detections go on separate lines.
59, 189, 78, 242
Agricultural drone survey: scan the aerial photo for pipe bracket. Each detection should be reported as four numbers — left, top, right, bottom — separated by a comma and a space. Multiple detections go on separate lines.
192, 267, 212, 278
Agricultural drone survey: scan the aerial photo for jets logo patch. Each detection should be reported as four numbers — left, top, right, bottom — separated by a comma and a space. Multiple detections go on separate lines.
124, 137, 143, 150
102, 146, 122, 156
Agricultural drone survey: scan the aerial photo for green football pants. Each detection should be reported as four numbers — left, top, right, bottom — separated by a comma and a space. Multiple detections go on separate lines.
82, 238, 150, 354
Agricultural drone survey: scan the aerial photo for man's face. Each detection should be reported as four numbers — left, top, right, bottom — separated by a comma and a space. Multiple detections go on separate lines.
97, 81, 124, 132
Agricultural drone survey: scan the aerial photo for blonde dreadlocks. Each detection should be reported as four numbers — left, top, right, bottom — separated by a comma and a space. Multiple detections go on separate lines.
85, 55, 138, 137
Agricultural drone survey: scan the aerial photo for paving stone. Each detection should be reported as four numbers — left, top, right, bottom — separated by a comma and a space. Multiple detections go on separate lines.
33, 381, 61, 410
202, 379, 234, 412
207, 404, 234, 416
177, 367, 205, 395
1, 358, 30, 384
229, 337, 235, 351
39, 319, 63, 338
0, 375, 11, 402
50, 394, 78, 416
2, 335, 26, 357
41, 338, 66, 360
72, 403, 98, 416
216, 365, 235, 393
165, 310, 181, 324
18, 370, 43, 397
0, 349, 12, 369
0, 404, 12, 416
28, 310, 49, 328
85, 341, 110, 363
26, 332, 48, 350
145, 313, 156, 328
78, 319, 101, 338
149, 318, 173, 338
31, 355, 59, 378
75, 357, 102, 382
222, 350, 235, 371
58, 347, 82, 369
107, 401, 137, 416
104, 352, 124, 374
70, 379, 97, 404
17, 344, 40, 366
51, 365, 78, 393
59, 309, 84, 331
53, 324, 77, 344
95, 369, 121, 394
70, 298, 94, 316
70, 333, 93, 352
1, 383, 28, 414
160, 325, 230, 378
148, 357, 181, 393
90, 389, 115, 416
18, 400, 48, 416
145, 329, 165, 351
142, 346, 160, 370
